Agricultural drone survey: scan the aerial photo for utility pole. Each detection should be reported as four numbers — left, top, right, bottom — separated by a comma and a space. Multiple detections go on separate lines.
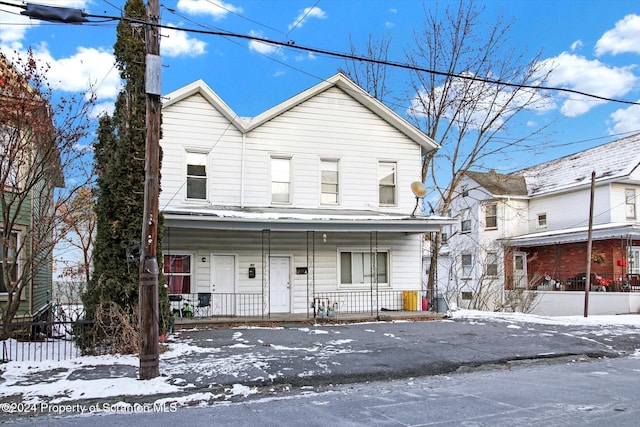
139, 0, 161, 380
584, 171, 595, 318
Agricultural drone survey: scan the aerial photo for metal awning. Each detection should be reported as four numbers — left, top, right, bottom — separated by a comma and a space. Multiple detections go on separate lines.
502, 223, 640, 247
162, 207, 454, 233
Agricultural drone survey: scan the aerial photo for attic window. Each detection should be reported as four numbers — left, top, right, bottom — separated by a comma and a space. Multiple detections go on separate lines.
461, 186, 469, 197
537, 213, 547, 228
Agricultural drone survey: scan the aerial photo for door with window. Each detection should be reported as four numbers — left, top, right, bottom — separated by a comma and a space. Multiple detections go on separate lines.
513, 252, 528, 288
212, 255, 235, 315
269, 257, 290, 313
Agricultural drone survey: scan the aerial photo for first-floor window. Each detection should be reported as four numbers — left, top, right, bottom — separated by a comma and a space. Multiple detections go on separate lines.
485, 252, 498, 277
164, 254, 191, 294
461, 254, 472, 278
340, 251, 388, 285
0, 231, 18, 293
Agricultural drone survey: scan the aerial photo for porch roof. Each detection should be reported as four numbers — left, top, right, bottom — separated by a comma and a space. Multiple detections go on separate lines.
502, 223, 640, 247
162, 206, 454, 233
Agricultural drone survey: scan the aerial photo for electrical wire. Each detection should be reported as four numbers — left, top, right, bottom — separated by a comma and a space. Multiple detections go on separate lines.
1, 0, 638, 107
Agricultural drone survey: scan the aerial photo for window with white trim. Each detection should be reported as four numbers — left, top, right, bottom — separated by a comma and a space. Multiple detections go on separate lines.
340, 250, 388, 285
485, 203, 497, 229
461, 209, 471, 233
485, 252, 498, 277
271, 157, 291, 204
461, 254, 472, 278
537, 213, 547, 228
164, 254, 192, 294
0, 232, 18, 293
321, 159, 339, 205
626, 189, 636, 219
0, 125, 22, 190
378, 162, 396, 206
186, 152, 207, 200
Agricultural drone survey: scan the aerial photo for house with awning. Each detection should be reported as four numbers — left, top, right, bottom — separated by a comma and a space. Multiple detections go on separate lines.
158, 73, 451, 318
438, 134, 640, 314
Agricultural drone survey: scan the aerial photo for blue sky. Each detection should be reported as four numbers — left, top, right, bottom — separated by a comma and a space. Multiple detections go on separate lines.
1, 0, 639, 171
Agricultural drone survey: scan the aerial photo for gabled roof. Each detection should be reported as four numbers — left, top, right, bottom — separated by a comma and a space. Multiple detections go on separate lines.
465, 170, 527, 197
514, 133, 640, 196
162, 73, 438, 152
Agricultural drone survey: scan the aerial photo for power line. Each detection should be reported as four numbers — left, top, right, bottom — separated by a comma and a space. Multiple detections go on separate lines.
3, 0, 639, 107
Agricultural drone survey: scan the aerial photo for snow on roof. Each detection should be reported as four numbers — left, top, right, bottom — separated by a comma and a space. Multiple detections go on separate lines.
514, 133, 640, 196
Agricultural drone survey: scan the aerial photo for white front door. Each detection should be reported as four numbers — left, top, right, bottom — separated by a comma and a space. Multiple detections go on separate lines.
270, 256, 290, 313
513, 252, 528, 288
212, 255, 235, 315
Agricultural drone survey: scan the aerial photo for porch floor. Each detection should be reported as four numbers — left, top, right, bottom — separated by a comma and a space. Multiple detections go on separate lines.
173, 310, 445, 329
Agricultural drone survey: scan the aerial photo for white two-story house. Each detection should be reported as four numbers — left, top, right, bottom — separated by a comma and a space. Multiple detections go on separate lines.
158, 73, 448, 317
439, 134, 640, 311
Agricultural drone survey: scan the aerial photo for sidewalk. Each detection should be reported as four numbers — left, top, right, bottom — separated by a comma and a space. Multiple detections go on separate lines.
1, 311, 637, 421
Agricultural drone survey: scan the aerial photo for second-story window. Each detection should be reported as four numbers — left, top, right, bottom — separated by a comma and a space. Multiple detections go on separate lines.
626, 189, 636, 219
271, 157, 291, 204
537, 213, 547, 228
485, 203, 497, 229
485, 252, 498, 277
321, 159, 339, 205
186, 152, 207, 200
461, 254, 472, 278
461, 209, 471, 233
379, 162, 396, 206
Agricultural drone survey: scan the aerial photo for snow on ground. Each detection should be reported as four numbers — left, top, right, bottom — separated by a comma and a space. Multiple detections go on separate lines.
0, 310, 638, 411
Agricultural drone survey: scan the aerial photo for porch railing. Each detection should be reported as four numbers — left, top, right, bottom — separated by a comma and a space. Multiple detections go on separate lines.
506, 273, 640, 292
312, 290, 430, 316
169, 292, 264, 318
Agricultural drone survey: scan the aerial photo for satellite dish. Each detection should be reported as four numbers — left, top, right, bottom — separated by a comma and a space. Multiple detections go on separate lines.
411, 181, 427, 198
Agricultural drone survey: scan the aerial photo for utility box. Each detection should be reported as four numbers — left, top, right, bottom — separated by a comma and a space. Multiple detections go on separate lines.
402, 291, 418, 311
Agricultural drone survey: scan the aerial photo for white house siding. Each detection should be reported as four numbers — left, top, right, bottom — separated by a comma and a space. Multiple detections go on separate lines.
164, 229, 423, 314
243, 87, 421, 212
527, 185, 612, 232
610, 183, 640, 223
160, 93, 244, 209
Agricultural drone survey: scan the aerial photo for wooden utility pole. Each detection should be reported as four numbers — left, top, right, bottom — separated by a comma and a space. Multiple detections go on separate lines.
139, 0, 162, 380
584, 171, 596, 318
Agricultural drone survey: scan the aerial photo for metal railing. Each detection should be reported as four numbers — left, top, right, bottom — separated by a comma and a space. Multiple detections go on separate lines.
506, 272, 640, 292
312, 290, 430, 316
169, 292, 264, 318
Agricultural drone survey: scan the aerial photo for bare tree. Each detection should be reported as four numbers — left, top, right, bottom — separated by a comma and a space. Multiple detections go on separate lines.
340, 32, 394, 101
0, 50, 95, 332
405, 1, 553, 297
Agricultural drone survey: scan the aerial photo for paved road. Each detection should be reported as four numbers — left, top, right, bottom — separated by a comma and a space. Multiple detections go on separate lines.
1, 316, 639, 425
7, 356, 640, 426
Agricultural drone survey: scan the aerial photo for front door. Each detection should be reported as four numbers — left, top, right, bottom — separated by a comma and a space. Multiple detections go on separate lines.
269, 256, 290, 313
513, 252, 528, 288
212, 255, 235, 315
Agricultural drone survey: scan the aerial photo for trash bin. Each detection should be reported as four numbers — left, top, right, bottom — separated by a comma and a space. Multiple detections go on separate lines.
402, 291, 418, 311
436, 297, 448, 313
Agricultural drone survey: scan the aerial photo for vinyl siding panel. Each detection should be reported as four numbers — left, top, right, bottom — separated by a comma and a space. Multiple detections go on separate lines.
160, 93, 244, 208
164, 229, 422, 313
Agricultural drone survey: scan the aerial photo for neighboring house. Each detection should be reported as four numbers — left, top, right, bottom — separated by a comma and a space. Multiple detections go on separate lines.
158, 73, 449, 317
0, 54, 61, 322
439, 134, 640, 311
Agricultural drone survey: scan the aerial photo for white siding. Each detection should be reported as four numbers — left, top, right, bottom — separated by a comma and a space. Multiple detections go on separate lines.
164, 229, 422, 313
160, 93, 244, 209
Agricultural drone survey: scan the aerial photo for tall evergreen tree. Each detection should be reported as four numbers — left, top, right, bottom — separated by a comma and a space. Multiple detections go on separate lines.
82, 0, 170, 351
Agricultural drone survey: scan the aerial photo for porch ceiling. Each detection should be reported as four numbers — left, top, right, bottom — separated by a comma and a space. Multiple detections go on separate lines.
502, 223, 640, 247
162, 207, 454, 233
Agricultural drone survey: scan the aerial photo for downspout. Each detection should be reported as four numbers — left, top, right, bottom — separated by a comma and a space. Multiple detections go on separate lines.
240, 133, 246, 208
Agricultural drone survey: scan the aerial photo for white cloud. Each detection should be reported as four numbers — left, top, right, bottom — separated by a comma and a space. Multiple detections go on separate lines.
407, 73, 553, 131
288, 7, 326, 31
595, 14, 640, 56
248, 30, 280, 55
28, 44, 120, 102
0, 5, 33, 46
161, 26, 207, 58
177, 0, 242, 20
570, 40, 583, 52
540, 52, 637, 117
608, 103, 640, 135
